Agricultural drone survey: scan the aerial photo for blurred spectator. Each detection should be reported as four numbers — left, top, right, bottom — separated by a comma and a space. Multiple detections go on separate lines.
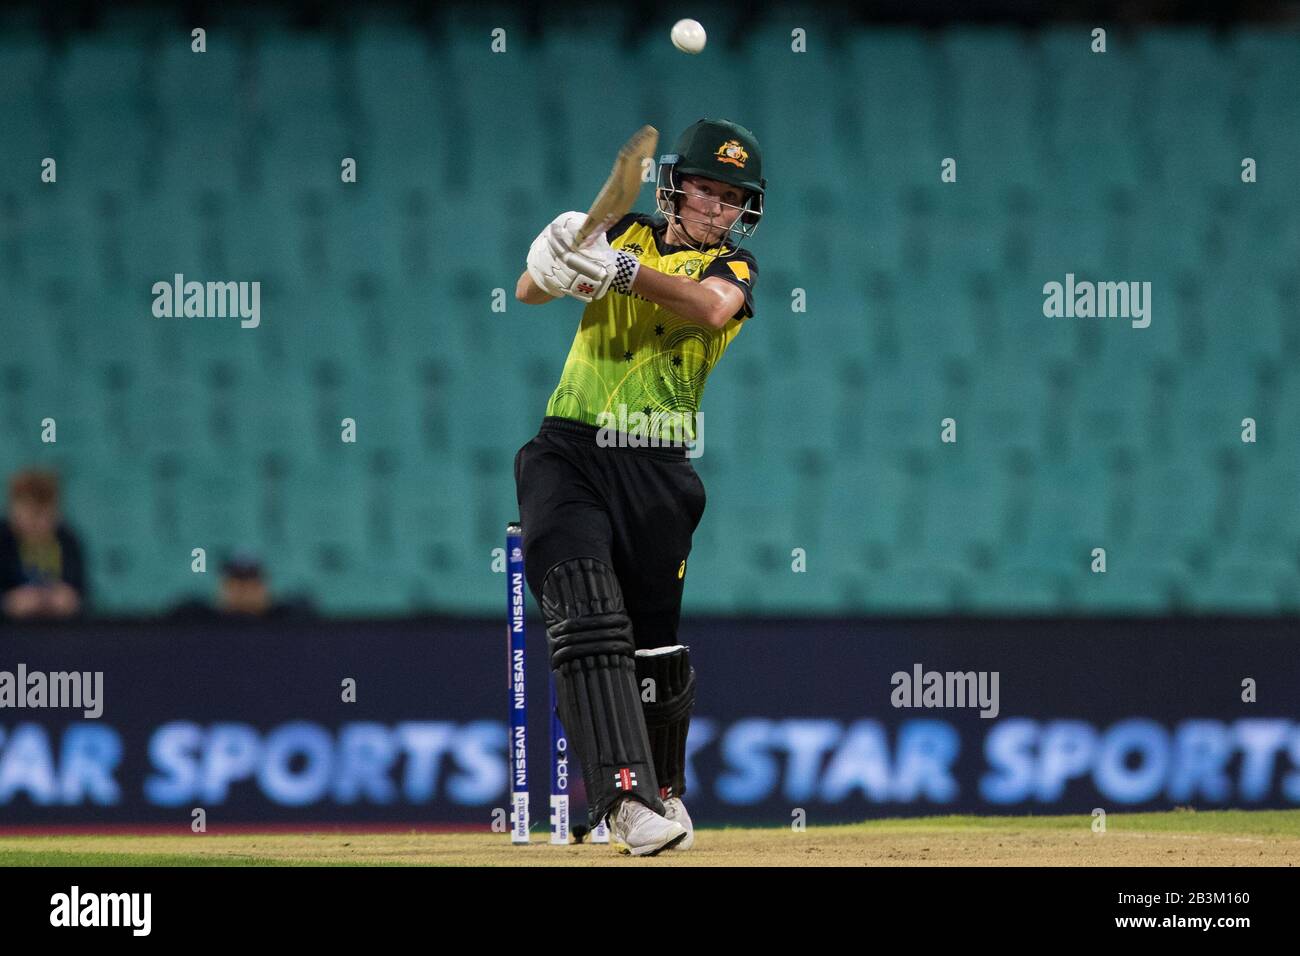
218, 554, 274, 616
1, 469, 89, 620
170, 553, 313, 620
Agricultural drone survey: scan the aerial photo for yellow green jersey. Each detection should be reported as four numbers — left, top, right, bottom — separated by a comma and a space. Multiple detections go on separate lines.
543, 213, 758, 441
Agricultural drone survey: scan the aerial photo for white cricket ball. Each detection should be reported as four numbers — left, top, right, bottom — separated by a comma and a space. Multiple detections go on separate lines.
671, 19, 706, 55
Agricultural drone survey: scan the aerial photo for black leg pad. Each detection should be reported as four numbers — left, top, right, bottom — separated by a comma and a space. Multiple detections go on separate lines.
635, 645, 696, 799
542, 557, 663, 825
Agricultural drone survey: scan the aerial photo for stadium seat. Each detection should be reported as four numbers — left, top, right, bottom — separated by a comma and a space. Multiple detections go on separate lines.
6, 22, 1296, 617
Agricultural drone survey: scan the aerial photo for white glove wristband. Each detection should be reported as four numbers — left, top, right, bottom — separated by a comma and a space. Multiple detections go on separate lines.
611, 250, 640, 295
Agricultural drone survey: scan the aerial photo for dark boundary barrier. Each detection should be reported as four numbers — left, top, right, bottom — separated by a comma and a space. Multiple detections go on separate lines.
1, 615, 1297, 828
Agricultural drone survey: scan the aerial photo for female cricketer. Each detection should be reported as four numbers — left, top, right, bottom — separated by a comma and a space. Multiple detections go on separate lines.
512, 118, 764, 855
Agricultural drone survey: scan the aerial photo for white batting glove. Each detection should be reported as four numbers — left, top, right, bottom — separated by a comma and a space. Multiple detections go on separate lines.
550, 211, 587, 252
527, 230, 573, 297
526, 212, 587, 298
559, 230, 641, 301
544, 221, 612, 301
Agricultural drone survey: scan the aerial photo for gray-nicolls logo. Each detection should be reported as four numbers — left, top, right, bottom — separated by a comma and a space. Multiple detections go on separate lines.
152, 274, 261, 328
50, 886, 151, 936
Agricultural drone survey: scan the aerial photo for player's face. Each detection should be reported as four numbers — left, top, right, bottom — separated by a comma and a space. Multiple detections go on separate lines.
676, 175, 746, 245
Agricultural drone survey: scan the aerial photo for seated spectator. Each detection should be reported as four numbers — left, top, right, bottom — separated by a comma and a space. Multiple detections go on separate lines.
170, 553, 313, 620
1, 469, 89, 620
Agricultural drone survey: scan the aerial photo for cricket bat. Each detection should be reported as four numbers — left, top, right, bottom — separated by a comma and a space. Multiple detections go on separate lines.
572, 125, 658, 249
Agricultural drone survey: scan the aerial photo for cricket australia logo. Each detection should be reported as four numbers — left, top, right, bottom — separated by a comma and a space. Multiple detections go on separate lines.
614, 768, 638, 791
714, 140, 748, 168
672, 258, 703, 277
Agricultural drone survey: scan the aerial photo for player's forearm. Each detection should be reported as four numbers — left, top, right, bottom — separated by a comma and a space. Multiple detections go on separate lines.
628, 266, 726, 328
515, 270, 557, 305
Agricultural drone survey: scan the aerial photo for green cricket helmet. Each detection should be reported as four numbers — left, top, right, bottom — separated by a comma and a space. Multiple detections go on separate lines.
655, 118, 766, 252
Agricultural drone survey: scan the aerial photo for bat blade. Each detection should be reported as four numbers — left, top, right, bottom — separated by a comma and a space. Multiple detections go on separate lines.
573, 125, 658, 249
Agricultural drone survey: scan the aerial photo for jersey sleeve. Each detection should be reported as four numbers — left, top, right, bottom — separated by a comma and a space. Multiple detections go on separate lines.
604, 213, 641, 243
700, 248, 758, 320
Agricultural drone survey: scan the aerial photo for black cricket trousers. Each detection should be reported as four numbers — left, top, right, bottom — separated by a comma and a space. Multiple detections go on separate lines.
513, 416, 706, 647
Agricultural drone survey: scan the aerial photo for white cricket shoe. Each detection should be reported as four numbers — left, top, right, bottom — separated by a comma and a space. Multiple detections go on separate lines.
661, 797, 694, 850
610, 796, 688, 856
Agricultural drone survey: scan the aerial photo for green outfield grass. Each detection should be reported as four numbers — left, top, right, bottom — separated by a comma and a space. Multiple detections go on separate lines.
840, 808, 1300, 835
2, 809, 1298, 866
